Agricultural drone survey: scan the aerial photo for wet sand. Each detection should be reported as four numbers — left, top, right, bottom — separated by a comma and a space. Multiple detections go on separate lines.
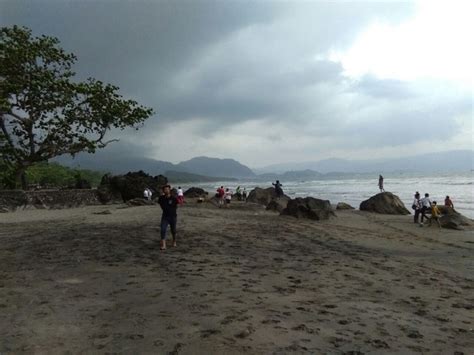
0, 202, 473, 354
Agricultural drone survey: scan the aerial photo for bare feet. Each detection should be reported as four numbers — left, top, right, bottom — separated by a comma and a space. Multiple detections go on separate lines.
160, 240, 166, 250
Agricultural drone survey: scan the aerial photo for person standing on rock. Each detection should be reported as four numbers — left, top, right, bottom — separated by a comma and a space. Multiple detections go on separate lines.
444, 196, 454, 209
272, 180, 283, 199
378, 175, 385, 192
158, 184, 178, 250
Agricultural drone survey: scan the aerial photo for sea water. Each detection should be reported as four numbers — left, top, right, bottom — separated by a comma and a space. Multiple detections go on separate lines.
189, 172, 474, 219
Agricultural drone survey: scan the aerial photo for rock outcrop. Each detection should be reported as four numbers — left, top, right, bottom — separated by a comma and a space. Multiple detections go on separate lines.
281, 197, 335, 220
266, 199, 288, 213
184, 187, 208, 198
0, 189, 105, 211
437, 206, 472, 230
247, 187, 289, 207
98, 171, 168, 202
360, 192, 410, 215
336, 202, 355, 210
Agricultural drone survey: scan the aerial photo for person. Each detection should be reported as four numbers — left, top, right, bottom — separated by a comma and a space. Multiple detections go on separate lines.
272, 180, 283, 198
420, 193, 431, 225
225, 188, 233, 206
158, 184, 178, 250
216, 186, 225, 207
177, 186, 184, 205
429, 201, 442, 228
378, 175, 385, 192
236, 186, 241, 201
412, 191, 422, 224
444, 195, 454, 209
242, 187, 247, 201
143, 187, 153, 201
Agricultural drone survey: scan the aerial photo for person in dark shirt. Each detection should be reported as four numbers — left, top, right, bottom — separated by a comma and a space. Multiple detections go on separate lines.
158, 184, 178, 250
272, 180, 283, 198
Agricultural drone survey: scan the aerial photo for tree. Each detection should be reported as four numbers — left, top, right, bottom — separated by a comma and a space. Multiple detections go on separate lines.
0, 26, 154, 189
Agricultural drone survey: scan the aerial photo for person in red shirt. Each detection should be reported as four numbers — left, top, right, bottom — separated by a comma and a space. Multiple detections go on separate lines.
444, 196, 454, 209
216, 186, 225, 208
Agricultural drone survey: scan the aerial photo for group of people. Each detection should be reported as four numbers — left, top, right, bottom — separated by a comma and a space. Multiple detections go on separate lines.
144, 186, 185, 205
216, 185, 248, 207
412, 191, 454, 228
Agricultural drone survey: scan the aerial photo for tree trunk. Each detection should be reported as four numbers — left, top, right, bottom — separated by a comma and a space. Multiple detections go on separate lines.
15, 166, 27, 190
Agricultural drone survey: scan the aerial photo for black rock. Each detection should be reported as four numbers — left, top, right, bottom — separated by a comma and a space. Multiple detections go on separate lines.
281, 197, 335, 220
183, 187, 208, 198
98, 171, 168, 202
360, 192, 410, 215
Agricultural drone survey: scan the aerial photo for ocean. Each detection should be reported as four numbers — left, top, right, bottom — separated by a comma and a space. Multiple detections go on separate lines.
187, 172, 474, 219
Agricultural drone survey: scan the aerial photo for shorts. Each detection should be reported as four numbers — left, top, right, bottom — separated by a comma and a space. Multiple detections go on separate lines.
226, 199, 231, 204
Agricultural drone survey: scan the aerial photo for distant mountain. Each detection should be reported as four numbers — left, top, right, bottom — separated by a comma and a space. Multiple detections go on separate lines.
55, 154, 175, 175
256, 150, 474, 174
55, 153, 255, 178
174, 156, 256, 178
164, 170, 237, 183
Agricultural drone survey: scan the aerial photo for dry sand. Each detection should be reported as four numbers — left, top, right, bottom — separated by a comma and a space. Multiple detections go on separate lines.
0, 201, 473, 354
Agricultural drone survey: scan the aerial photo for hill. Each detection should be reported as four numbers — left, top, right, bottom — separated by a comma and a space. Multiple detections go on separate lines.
56, 153, 255, 178
164, 170, 237, 183
174, 156, 255, 178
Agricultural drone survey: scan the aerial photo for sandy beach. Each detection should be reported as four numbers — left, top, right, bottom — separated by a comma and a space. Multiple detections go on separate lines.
1, 201, 473, 354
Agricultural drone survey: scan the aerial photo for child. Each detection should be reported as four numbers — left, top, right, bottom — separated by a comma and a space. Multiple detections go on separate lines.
429, 201, 442, 228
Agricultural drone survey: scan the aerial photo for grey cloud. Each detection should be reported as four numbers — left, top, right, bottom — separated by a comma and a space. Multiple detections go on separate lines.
350, 75, 416, 99
5, 0, 468, 165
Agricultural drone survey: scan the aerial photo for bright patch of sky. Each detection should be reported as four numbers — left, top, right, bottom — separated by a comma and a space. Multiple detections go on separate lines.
329, 0, 473, 86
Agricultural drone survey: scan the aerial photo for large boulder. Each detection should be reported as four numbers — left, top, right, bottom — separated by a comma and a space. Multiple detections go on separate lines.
247, 187, 289, 206
360, 192, 410, 215
281, 197, 335, 220
98, 171, 168, 202
266, 199, 288, 213
184, 187, 208, 198
437, 206, 472, 230
336, 202, 355, 210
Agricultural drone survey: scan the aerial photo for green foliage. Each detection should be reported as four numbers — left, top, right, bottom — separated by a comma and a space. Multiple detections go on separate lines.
24, 162, 103, 188
0, 26, 154, 188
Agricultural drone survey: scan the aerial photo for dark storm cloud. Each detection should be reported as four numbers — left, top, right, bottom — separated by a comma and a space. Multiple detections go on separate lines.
4, 0, 469, 165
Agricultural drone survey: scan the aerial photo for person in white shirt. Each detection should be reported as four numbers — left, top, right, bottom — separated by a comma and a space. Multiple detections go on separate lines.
177, 186, 184, 205
420, 193, 431, 224
412, 191, 421, 224
143, 188, 152, 201
225, 188, 232, 207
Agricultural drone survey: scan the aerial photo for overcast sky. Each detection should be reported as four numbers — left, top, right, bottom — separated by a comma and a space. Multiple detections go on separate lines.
1, 0, 472, 167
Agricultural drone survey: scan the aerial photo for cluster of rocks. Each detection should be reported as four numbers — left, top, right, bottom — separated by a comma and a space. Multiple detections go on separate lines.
246, 187, 335, 221
97, 170, 168, 203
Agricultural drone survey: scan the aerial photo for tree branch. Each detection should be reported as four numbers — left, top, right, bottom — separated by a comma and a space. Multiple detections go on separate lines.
0, 117, 20, 159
